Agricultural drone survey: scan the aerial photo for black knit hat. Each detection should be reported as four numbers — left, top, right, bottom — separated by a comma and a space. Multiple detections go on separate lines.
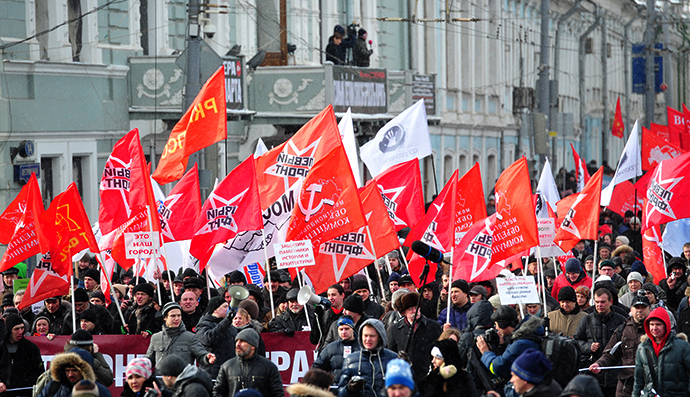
84, 269, 100, 283
132, 283, 155, 298
343, 293, 365, 315
5, 313, 23, 331
1, 293, 14, 308
226, 270, 246, 284
73, 288, 90, 303
161, 270, 176, 281
70, 329, 94, 345
89, 291, 106, 302
162, 302, 182, 318
351, 277, 369, 292
451, 279, 470, 294
156, 354, 187, 376
557, 286, 577, 302
79, 309, 98, 324
206, 296, 226, 314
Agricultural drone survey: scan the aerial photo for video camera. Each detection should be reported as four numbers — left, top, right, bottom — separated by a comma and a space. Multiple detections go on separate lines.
347, 22, 360, 37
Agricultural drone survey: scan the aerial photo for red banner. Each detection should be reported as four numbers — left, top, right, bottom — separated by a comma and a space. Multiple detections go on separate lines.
29, 332, 315, 396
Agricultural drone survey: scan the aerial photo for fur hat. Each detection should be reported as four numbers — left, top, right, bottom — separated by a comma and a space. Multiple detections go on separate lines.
183, 277, 204, 290
398, 292, 419, 313
491, 305, 518, 328
131, 283, 154, 298
238, 299, 260, 320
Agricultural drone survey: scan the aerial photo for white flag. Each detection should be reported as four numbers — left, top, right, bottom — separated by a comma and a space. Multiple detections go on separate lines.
338, 108, 362, 187
360, 99, 431, 176
601, 120, 642, 206
535, 158, 560, 218
254, 138, 269, 157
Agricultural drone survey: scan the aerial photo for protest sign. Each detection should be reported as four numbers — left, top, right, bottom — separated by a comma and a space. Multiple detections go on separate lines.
496, 276, 540, 304
275, 240, 316, 269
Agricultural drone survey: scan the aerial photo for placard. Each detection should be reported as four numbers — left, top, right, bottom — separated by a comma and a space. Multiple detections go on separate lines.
535, 218, 565, 257
274, 240, 316, 269
124, 232, 160, 259
496, 276, 540, 304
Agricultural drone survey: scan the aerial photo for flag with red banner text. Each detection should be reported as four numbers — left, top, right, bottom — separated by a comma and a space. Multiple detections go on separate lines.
554, 167, 603, 252
643, 151, 690, 230
370, 159, 425, 231
453, 214, 503, 282
667, 106, 684, 147
455, 163, 487, 245
108, 207, 153, 270
0, 173, 44, 272
39, 183, 100, 277
642, 126, 685, 171
190, 156, 263, 268
358, 183, 400, 258
157, 164, 202, 243
152, 67, 227, 184
404, 170, 458, 286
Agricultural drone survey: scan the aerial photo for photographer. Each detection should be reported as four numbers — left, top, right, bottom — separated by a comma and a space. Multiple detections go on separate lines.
658, 258, 686, 312
459, 300, 500, 394
475, 306, 544, 382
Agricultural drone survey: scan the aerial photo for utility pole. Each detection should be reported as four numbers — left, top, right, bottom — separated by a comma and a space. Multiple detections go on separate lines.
624, 11, 642, 140
644, 0, 656, 127
538, 0, 550, 171
579, 12, 600, 160
185, 0, 202, 108
601, 14, 609, 166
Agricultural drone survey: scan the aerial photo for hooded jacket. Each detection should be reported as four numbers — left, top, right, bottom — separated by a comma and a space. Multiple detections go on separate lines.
632, 307, 690, 397
171, 364, 213, 397
387, 313, 443, 382
459, 300, 495, 360
312, 335, 360, 384
35, 353, 111, 397
418, 339, 478, 397
146, 322, 211, 368
338, 319, 398, 397
551, 272, 592, 301
480, 315, 544, 380
195, 313, 237, 378
287, 383, 335, 397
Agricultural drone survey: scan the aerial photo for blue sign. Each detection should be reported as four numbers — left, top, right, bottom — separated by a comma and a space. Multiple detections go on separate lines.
632, 43, 663, 93
14, 163, 40, 184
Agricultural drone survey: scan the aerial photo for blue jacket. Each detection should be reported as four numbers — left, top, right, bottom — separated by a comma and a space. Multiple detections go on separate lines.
479, 315, 544, 379
438, 301, 472, 331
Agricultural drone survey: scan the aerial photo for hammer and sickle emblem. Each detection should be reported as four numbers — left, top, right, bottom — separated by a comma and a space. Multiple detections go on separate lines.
299, 183, 335, 221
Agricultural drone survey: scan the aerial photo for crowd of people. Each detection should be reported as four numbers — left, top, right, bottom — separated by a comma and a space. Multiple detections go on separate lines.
0, 205, 690, 397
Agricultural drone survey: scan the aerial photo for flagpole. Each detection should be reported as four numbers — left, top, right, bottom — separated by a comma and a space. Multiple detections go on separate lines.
591, 240, 598, 305
145, 205, 167, 305
261, 228, 276, 319
70, 274, 76, 333
398, 247, 409, 272
661, 238, 669, 278
429, 154, 439, 195
365, 226, 386, 302
384, 255, 393, 275
553, 256, 559, 277
536, 246, 547, 319
447, 249, 453, 325
205, 268, 212, 301
363, 267, 376, 300
158, 242, 175, 302
96, 253, 126, 328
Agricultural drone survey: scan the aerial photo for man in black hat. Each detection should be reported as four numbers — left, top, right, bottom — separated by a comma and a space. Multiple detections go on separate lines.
548, 286, 587, 337
353, 28, 373, 67
268, 288, 315, 336
122, 283, 161, 337
262, 270, 287, 312
83, 269, 101, 293
351, 277, 385, 319
224, 271, 246, 287
158, 354, 213, 397
158, 270, 176, 305
0, 313, 44, 397
63, 288, 114, 335
438, 279, 472, 331
36, 296, 69, 335
659, 257, 687, 312
195, 297, 236, 378
183, 277, 209, 313
172, 274, 185, 300
322, 293, 370, 347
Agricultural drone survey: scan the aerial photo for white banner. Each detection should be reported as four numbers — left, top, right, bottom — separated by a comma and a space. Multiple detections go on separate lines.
496, 276, 540, 304
275, 240, 316, 269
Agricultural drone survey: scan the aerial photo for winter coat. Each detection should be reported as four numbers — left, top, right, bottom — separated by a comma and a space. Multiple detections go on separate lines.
64, 344, 113, 387
35, 303, 69, 335
122, 301, 161, 335
387, 315, 442, 382
338, 319, 398, 397
312, 337, 360, 384
659, 276, 686, 312
546, 306, 587, 337
268, 308, 315, 335
560, 375, 604, 397
323, 314, 370, 347
146, 322, 211, 368
286, 383, 334, 397
36, 352, 111, 397
325, 37, 345, 65
632, 307, 690, 397
170, 364, 213, 397
504, 378, 562, 397
236, 322, 266, 357
573, 310, 626, 389
551, 272, 592, 301
480, 315, 544, 380
362, 300, 385, 320
353, 38, 372, 67
595, 315, 646, 396
0, 337, 44, 397
62, 303, 114, 335
194, 313, 237, 378
181, 309, 203, 332
437, 300, 472, 331
212, 350, 284, 397
418, 339, 478, 397
120, 375, 170, 397
313, 306, 344, 351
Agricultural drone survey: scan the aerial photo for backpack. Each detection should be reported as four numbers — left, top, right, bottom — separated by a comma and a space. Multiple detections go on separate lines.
541, 332, 581, 388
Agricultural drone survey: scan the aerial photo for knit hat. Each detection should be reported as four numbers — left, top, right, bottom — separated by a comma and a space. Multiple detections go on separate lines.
263, 270, 281, 283
73, 288, 90, 303
71, 347, 94, 367
89, 291, 106, 302
511, 349, 552, 384
236, 328, 260, 347
643, 283, 658, 297
558, 286, 577, 302
161, 270, 176, 281
565, 258, 581, 273
431, 346, 443, 359
598, 260, 615, 270
575, 286, 590, 299
469, 285, 488, 300
388, 273, 401, 284
183, 277, 204, 290
112, 284, 127, 298
630, 261, 647, 277
206, 296, 226, 314
337, 315, 355, 330
235, 390, 264, 397
343, 293, 365, 315
70, 329, 94, 345
584, 255, 594, 263
451, 279, 470, 294
351, 277, 369, 292
1, 293, 14, 308
156, 354, 187, 376
162, 302, 182, 317
72, 380, 99, 397
84, 269, 100, 283
385, 358, 414, 390
5, 313, 23, 331
488, 294, 502, 309
388, 250, 401, 260
491, 305, 518, 329
226, 270, 246, 284
79, 309, 98, 325
598, 243, 612, 253
627, 271, 644, 284
358, 28, 367, 37
132, 282, 154, 298
126, 357, 152, 379
238, 299, 260, 320
616, 235, 630, 245
398, 292, 419, 313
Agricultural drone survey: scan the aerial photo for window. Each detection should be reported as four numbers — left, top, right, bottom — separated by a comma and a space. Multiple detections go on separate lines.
41, 157, 57, 209
444, 154, 454, 183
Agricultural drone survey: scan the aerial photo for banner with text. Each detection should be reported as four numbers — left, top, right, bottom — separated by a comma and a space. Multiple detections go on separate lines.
496, 276, 540, 304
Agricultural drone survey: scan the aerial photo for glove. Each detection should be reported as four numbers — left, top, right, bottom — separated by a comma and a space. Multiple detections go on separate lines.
439, 364, 457, 379
347, 377, 366, 394
284, 328, 295, 337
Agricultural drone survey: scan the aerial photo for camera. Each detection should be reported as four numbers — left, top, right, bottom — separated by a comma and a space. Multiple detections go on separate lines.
204, 23, 217, 39
481, 328, 500, 346
143, 388, 159, 397
347, 22, 359, 37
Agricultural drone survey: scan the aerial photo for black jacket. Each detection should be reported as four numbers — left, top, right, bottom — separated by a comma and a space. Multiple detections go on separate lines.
387, 315, 442, 382
312, 337, 360, 383
573, 310, 626, 388
213, 352, 284, 397
63, 303, 114, 335
181, 309, 203, 333
362, 300, 384, 320
268, 308, 315, 335
122, 301, 161, 335
0, 337, 44, 397
195, 313, 237, 378
36, 303, 69, 335
353, 38, 372, 67
171, 365, 213, 397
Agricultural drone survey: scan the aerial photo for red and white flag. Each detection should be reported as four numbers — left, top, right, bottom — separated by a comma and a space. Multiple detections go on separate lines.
554, 167, 603, 252
370, 159, 425, 231
0, 173, 43, 272
642, 222, 666, 284
358, 183, 401, 258
17, 263, 69, 310
607, 181, 645, 219
667, 106, 685, 147
643, 151, 690, 230
571, 144, 590, 192
642, 126, 685, 171
157, 164, 202, 243
453, 214, 503, 283
455, 163, 487, 245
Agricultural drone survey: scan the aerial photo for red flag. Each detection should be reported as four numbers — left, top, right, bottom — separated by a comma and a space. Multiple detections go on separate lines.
190, 156, 263, 268
571, 144, 590, 192
39, 183, 100, 277
0, 173, 43, 272
634, 169, 654, 197
612, 97, 624, 138
642, 126, 685, 171
554, 167, 604, 252
681, 104, 690, 150
286, 145, 367, 249
404, 171, 458, 286
358, 183, 400, 257
370, 159, 425, 231
453, 215, 504, 282
158, 164, 202, 243
256, 106, 342, 210
667, 106, 684, 147
556, 194, 579, 227
99, 129, 160, 239
455, 163, 487, 245
95, 251, 115, 305
17, 266, 69, 310
650, 123, 669, 140
642, 222, 666, 284
643, 151, 690, 230
490, 158, 539, 264
109, 207, 153, 270
153, 67, 227, 184
607, 181, 645, 218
